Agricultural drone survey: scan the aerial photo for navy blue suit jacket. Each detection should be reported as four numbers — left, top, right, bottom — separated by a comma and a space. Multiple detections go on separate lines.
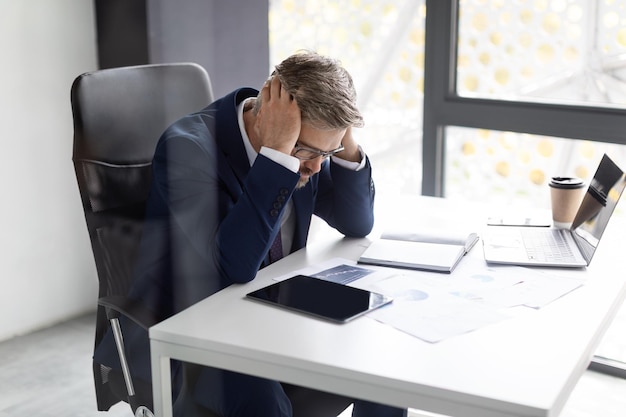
94, 88, 375, 386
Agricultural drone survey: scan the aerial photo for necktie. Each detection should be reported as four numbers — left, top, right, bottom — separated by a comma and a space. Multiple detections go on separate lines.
269, 230, 283, 264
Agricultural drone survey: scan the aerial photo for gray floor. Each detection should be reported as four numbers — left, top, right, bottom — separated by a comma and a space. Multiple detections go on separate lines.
0, 314, 130, 417
0, 313, 625, 417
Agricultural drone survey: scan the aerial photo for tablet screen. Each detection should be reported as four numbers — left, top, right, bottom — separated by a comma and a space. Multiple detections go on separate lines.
246, 275, 392, 323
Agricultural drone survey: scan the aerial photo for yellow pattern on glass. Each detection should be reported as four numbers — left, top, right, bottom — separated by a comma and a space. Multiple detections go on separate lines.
399, 67, 412, 83
536, 44, 555, 63
520, 9, 533, 25
564, 46, 578, 62
462, 141, 476, 155
490, 32, 502, 46
537, 139, 554, 158
542, 14, 561, 34
472, 13, 489, 31
495, 161, 510, 177
529, 169, 545, 185
618, 28, 626, 47
464, 75, 479, 92
575, 166, 589, 179
494, 68, 509, 85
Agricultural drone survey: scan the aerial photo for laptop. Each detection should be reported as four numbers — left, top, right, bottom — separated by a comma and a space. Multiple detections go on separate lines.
483, 154, 626, 267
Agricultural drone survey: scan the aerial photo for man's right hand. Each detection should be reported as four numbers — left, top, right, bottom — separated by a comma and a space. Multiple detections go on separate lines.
254, 76, 301, 156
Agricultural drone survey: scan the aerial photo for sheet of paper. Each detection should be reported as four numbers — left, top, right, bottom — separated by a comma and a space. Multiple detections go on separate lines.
418, 256, 584, 309
272, 257, 584, 343
367, 274, 511, 343
476, 271, 584, 309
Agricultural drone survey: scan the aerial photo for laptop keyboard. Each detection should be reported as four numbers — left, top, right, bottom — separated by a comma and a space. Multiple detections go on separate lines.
521, 228, 578, 262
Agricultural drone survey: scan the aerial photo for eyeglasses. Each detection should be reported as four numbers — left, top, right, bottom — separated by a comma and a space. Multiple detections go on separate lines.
292, 143, 344, 160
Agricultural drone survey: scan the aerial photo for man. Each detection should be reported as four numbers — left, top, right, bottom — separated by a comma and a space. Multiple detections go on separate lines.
95, 51, 406, 417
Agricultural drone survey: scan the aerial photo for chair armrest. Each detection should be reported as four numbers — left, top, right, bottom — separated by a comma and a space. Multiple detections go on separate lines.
99, 295, 160, 330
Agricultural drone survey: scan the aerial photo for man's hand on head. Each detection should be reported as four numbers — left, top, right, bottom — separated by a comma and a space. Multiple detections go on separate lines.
333, 126, 362, 163
254, 76, 301, 156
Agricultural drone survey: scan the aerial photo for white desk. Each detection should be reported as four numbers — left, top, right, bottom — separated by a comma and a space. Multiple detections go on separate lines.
150, 196, 626, 417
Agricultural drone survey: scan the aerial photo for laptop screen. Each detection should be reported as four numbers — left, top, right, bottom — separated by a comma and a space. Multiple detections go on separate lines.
571, 154, 626, 262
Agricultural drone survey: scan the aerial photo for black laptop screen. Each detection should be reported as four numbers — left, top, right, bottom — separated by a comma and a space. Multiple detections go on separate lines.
572, 154, 626, 262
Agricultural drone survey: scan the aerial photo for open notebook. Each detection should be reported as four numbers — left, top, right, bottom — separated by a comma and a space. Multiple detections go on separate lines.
358, 231, 479, 273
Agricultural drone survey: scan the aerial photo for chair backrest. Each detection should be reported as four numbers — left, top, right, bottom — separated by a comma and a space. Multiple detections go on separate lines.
71, 62, 213, 411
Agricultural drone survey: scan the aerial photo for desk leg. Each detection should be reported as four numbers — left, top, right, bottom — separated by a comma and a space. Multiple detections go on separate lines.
151, 342, 173, 417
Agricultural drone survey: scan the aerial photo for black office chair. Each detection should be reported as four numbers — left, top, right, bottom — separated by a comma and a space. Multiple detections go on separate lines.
71, 62, 213, 417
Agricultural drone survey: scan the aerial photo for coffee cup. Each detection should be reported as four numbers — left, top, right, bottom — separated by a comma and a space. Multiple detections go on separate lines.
549, 177, 586, 228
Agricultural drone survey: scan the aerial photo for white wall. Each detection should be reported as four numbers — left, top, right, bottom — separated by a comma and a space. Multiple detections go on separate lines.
0, 0, 99, 341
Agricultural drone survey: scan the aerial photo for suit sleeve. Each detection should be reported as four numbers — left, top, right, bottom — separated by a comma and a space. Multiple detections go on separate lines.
313, 157, 376, 238
151, 127, 300, 288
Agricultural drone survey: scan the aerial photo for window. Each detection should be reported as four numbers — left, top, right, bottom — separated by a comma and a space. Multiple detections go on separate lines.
443, 0, 626, 209
424, 0, 626, 204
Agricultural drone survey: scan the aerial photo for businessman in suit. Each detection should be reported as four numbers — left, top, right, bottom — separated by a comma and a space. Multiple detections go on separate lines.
95, 51, 406, 417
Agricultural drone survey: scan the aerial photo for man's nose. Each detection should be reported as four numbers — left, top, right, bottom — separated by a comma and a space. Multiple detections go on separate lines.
302, 157, 324, 174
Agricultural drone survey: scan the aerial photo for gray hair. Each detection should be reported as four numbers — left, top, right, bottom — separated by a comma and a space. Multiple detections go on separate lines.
255, 51, 364, 130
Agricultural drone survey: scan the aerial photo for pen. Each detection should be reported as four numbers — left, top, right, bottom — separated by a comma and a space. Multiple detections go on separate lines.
464, 233, 479, 254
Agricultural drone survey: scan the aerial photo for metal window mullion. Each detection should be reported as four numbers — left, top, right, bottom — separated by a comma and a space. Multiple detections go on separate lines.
422, 0, 458, 197
438, 97, 626, 144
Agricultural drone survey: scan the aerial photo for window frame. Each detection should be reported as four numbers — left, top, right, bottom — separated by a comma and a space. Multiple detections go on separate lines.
422, 0, 626, 197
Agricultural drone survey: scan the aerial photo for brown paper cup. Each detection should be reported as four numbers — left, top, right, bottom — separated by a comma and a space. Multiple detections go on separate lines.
549, 177, 585, 228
